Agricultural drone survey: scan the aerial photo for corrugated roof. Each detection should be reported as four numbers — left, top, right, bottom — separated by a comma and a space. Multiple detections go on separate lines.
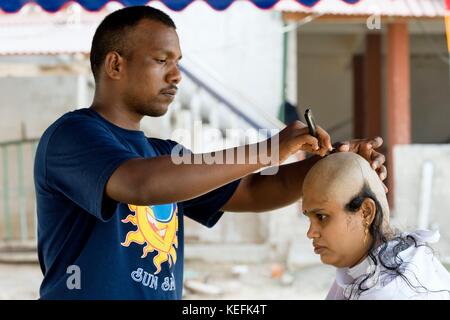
275, 0, 445, 18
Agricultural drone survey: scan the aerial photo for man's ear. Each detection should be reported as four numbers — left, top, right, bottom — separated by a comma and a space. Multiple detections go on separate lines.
103, 51, 124, 80
361, 198, 376, 225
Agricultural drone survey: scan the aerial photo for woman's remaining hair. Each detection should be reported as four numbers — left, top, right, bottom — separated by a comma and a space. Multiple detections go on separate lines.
343, 182, 448, 299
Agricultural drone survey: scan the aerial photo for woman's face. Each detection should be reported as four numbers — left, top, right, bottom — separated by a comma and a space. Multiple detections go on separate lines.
302, 190, 370, 268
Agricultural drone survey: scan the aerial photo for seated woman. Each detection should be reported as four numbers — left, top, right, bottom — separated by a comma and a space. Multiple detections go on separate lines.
302, 152, 450, 300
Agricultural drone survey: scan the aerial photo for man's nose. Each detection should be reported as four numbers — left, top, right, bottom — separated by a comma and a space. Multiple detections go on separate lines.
167, 63, 182, 85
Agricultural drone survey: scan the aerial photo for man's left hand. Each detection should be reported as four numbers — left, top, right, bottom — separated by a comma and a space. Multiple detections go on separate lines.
333, 137, 388, 192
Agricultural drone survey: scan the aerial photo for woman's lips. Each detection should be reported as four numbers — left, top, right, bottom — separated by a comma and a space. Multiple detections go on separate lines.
313, 245, 327, 254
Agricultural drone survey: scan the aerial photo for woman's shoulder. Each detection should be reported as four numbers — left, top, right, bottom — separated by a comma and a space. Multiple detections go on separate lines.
356, 276, 446, 300
374, 229, 450, 299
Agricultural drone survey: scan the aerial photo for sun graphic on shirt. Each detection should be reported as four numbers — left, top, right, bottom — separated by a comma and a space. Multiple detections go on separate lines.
121, 203, 178, 274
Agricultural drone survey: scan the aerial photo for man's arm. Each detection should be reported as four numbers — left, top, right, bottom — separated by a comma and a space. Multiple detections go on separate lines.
222, 137, 387, 213
105, 146, 263, 206
105, 121, 331, 206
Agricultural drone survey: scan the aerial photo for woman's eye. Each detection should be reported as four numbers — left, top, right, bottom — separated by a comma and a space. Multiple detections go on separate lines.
316, 214, 327, 222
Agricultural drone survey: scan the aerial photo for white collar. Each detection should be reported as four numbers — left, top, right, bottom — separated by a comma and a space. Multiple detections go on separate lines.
400, 229, 440, 244
334, 229, 440, 288
335, 256, 373, 287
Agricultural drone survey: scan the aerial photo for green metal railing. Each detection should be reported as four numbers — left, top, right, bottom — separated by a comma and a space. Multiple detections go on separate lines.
0, 139, 39, 242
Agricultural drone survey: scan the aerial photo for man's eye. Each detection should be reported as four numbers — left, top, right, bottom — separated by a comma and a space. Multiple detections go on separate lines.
316, 214, 327, 222
155, 59, 166, 64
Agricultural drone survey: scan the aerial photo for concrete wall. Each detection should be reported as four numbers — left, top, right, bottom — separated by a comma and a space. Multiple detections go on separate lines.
0, 141, 37, 241
0, 74, 84, 142
394, 144, 450, 260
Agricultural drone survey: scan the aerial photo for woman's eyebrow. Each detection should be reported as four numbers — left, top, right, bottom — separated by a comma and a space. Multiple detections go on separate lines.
303, 208, 325, 216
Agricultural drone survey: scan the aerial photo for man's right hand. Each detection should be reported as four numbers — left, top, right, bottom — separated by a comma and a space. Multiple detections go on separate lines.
271, 121, 332, 165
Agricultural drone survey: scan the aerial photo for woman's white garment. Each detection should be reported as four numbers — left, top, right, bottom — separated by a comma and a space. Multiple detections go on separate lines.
326, 230, 450, 300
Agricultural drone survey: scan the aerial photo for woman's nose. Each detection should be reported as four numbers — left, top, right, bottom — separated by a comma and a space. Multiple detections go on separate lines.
307, 223, 320, 239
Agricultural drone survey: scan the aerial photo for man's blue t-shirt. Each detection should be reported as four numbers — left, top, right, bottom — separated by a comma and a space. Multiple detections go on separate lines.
34, 108, 240, 299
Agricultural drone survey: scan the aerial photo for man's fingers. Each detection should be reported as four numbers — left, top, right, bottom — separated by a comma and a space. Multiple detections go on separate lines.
292, 134, 319, 152
291, 120, 307, 129
316, 125, 332, 152
371, 151, 386, 170
370, 136, 383, 149
336, 141, 350, 152
328, 136, 387, 183
360, 141, 373, 152
377, 165, 387, 181
302, 145, 319, 154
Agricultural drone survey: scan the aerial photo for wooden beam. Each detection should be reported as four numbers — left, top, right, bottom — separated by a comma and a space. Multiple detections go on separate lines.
387, 22, 411, 208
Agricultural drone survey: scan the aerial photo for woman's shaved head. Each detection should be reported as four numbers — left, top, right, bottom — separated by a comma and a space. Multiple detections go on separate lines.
303, 152, 389, 226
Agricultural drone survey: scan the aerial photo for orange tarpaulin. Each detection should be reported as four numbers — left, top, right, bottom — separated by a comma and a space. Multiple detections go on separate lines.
446, 0, 450, 51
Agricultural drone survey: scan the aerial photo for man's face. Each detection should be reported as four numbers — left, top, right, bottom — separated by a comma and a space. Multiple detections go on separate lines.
122, 19, 182, 117
302, 186, 368, 269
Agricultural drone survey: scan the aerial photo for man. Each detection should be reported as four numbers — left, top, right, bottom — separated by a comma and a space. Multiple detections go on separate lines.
34, 6, 386, 299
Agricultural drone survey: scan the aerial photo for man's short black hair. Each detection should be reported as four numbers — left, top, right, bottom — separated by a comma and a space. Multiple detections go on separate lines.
90, 5, 176, 82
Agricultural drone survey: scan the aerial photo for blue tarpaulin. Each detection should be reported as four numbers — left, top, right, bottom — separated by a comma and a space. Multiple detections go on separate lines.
0, 0, 362, 13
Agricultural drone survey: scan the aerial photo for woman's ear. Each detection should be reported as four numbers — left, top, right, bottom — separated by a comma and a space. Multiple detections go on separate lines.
361, 198, 376, 225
